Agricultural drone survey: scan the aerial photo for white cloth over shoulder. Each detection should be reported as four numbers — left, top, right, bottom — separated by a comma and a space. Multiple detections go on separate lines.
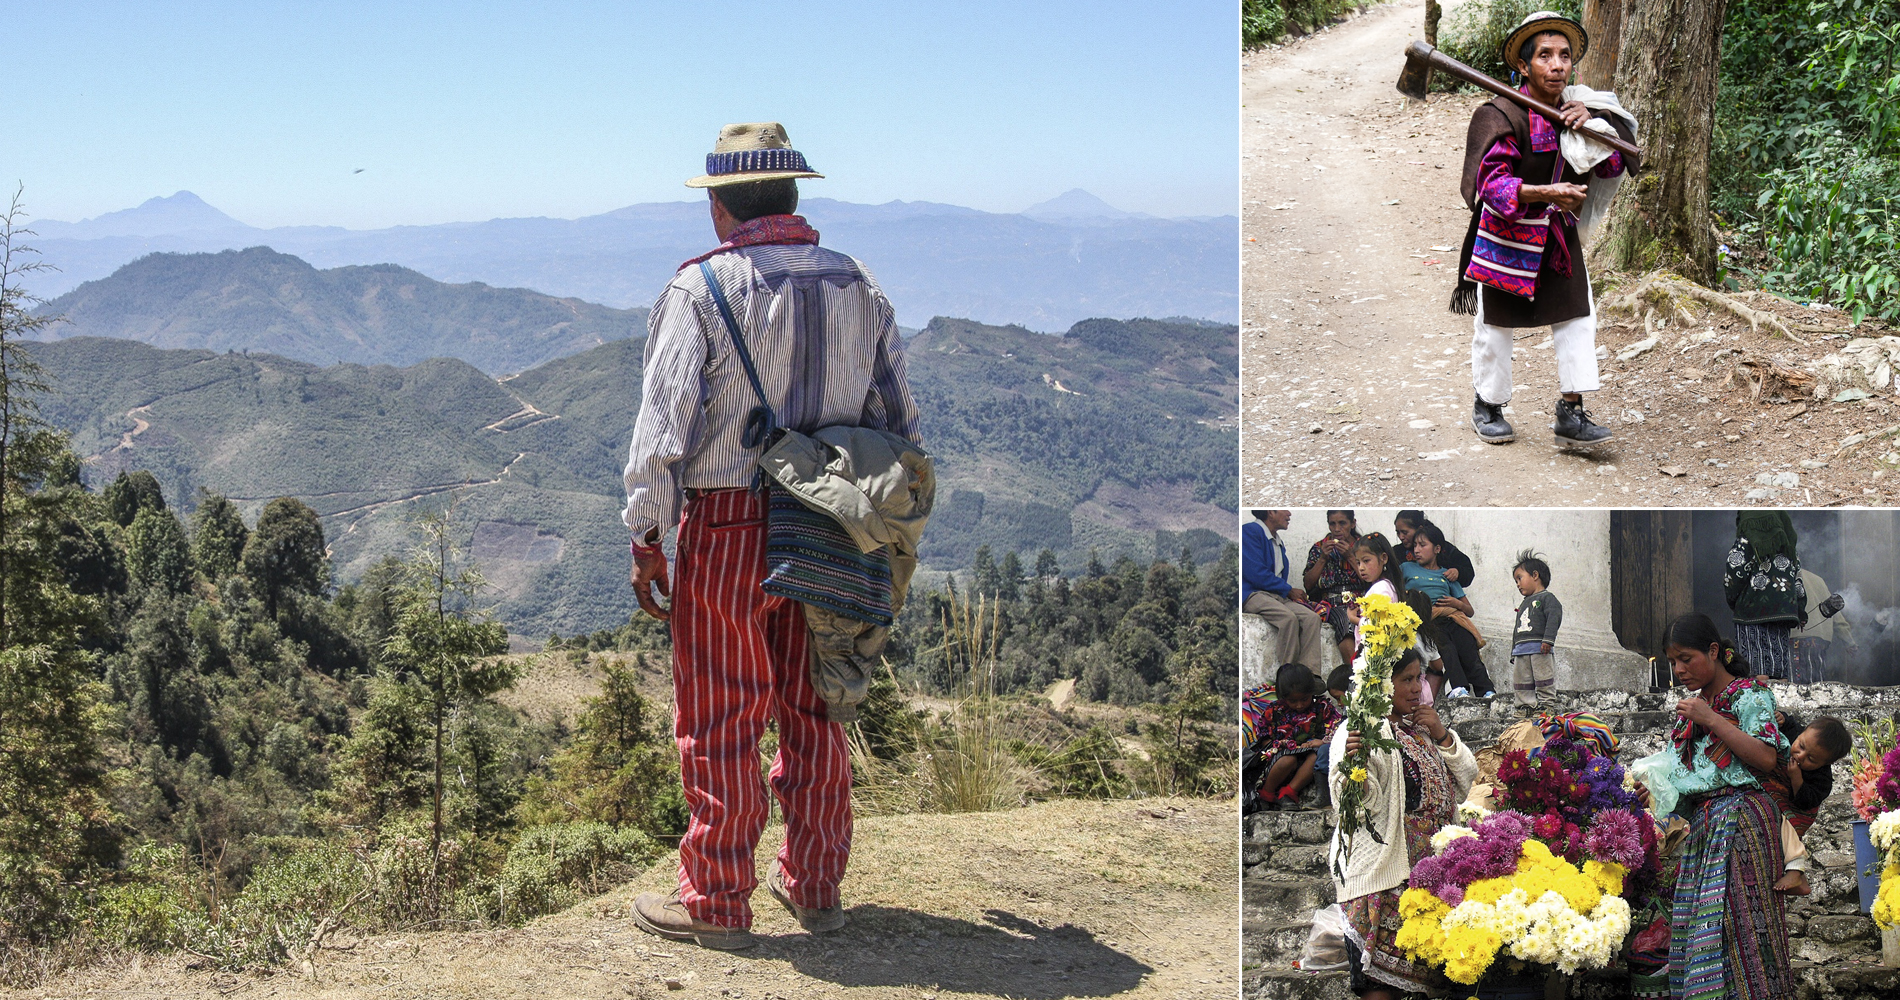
1560, 84, 1638, 244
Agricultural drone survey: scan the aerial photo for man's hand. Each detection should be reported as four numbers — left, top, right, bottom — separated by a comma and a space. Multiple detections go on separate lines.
1557, 100, 1593, 131
1290, 588, 1309, 602
1525, 182, 1590, 214
631, 544, 671, 622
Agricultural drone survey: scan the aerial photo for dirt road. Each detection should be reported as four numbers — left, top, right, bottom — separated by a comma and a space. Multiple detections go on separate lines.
12, 799, 1236, 1000
1240, 0, 1892, 508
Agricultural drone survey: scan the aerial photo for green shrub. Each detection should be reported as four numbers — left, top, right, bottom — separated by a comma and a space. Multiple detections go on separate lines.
496, 823, 662, 923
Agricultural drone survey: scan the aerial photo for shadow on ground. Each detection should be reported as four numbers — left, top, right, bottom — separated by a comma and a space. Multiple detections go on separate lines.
745, 905, 1153, 997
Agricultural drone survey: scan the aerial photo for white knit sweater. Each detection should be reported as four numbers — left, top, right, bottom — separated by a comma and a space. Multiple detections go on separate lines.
1326, 718, 1478, 903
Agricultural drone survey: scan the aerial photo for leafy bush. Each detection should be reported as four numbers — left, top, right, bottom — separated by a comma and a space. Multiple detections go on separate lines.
1243, 0, 1377, 49
1717, 0, 1900, 321
496, 823, 661, 923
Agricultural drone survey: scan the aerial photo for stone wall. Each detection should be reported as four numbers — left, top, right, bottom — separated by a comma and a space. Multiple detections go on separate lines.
1274, 509, 1650, 694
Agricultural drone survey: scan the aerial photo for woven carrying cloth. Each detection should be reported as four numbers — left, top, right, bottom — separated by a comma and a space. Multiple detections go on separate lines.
697, 259, 895, 627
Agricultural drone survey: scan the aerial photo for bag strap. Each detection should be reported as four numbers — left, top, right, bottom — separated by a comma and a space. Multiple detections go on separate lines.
698, 260, 779, 450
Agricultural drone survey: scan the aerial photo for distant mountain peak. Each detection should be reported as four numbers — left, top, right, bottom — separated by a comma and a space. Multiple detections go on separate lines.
1022, 189, 1141, 220
59, 191, 254, 238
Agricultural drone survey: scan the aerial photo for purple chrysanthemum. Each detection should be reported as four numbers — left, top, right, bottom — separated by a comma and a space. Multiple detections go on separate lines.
1583, 808, 1647, 869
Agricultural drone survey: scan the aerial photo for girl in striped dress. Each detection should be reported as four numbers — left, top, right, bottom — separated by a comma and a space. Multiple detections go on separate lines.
1661, 613, 1795, 1000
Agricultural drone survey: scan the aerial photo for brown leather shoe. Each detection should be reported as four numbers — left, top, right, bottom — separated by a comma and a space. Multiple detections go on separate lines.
631, 891, 756, 950
766, 861, 846, 933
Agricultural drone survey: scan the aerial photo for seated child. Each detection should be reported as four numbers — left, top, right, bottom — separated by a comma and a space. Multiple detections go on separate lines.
1252, 662, 1343, 810
1767, 714, 1851, 895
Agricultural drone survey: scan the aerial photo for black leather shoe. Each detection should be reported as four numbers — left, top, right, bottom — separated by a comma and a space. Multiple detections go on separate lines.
1472, 395, 1515, 444
1553, 397, 1614, 446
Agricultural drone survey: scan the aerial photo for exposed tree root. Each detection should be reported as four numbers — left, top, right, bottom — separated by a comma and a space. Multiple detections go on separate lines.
1600, 272, 1806, 344
1721, 350, 1817, 401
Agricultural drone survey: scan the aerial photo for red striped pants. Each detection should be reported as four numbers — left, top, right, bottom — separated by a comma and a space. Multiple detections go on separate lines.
670, 487, 852, 927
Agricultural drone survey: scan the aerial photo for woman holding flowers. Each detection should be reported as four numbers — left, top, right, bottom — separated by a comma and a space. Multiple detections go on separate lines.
1661, 613, 1794, 1000
1328, 648, 1478, 999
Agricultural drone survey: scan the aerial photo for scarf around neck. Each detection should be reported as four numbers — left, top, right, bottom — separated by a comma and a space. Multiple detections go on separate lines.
678, 214, 821, 271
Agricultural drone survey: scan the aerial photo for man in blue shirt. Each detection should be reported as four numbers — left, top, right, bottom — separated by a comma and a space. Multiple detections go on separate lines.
1243, 510, 1324, 672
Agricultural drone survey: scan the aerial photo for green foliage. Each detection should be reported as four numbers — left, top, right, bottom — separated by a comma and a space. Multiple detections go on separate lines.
104, 470, 165, 528
1007, 724, 1130, 799
1243, 0, 1382, 49
190, 491, 248, 581
495, 823, 662, 924
243, 497, 327, 615
517, 658, 681, 835
1717, 0, 1900, 321
126, 507, 193, 595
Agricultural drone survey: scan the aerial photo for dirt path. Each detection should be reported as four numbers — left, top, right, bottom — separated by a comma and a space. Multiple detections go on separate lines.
113, 405, 152, 451
1239, 0, 1889, 507
13, 799, 1237, 1000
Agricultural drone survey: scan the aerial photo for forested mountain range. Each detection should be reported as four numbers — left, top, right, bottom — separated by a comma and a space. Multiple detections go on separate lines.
28, 190, 1238, 331
27, 312, 1237, 638
34, 247, 647, 374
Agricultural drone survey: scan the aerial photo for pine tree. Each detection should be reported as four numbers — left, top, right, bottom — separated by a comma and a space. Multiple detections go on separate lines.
382, 509, 513, 875
243, 496, 327, 616
189, 490, 249, 581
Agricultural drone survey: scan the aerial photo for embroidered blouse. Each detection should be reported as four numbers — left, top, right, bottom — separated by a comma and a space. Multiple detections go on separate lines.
1252, 691, 1344, 757
1474, 91, 1629, 279
1665, 676, 1788, 796
1305, 535, 1365, 596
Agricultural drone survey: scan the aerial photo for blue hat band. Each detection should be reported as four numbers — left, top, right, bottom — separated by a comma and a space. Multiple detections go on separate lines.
706, 148, 813, 176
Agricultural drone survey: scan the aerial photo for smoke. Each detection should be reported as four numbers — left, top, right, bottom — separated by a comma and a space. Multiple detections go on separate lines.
1824, 583, 1900, 686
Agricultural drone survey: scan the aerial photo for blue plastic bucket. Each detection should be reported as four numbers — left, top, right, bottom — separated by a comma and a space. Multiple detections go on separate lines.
1853, 818, 1880, 915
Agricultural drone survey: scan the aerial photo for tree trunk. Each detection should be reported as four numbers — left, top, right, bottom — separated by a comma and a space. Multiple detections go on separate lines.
1423, 0, 1444, 92
432, 699, 444, 878
1590, 0, 1731, 284
1578, 0, 1625, 91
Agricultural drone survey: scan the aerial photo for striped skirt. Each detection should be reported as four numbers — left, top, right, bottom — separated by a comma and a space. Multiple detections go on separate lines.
1732, 623, 1794, 680
1670, 787, 1793, 1000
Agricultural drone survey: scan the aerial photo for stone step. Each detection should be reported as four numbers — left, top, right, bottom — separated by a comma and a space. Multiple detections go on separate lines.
1246, 809, 1336, 845
1242, 967, 1352, 1000
1243, 873, 1334, 922
1241, 919, 1313, 967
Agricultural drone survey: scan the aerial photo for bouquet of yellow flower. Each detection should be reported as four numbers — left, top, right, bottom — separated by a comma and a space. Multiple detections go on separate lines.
1394, 811, 1634, 984
1871, 807, 1900, 930
1333, 590, 1422, 881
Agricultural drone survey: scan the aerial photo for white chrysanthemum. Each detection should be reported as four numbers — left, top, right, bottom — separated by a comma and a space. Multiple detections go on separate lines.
1491, 888, 1533, 940
1443, 899, 1499, 933
1871, 809, 1900, 852
1431, 825, 1476, 852
1457, 799, 1493, 822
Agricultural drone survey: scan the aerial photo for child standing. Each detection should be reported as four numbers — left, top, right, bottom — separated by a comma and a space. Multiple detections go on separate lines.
1766, 714, 1852, 895
1510, 551, 1563, 708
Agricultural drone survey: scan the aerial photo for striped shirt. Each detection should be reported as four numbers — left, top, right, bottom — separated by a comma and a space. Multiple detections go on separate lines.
621, 243, 922, 536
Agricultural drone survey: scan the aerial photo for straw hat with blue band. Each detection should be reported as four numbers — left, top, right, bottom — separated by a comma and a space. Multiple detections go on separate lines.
1501, 11, 1589, 69
685, 122, 825, 188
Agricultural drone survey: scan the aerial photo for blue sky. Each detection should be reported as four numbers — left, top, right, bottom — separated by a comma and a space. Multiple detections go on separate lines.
8, 1, 1237, 229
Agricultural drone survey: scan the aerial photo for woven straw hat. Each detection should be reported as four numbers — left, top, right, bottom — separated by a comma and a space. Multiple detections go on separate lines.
684, 122, 824, 188
1501, 11, 1588, 71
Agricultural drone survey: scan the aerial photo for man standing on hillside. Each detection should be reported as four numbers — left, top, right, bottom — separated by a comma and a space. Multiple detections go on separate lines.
622, 123, 922, 950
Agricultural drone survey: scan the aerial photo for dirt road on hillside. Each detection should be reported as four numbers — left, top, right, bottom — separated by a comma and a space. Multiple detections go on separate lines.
11, 800, 1236, 1000
1241, 0, 1896, 508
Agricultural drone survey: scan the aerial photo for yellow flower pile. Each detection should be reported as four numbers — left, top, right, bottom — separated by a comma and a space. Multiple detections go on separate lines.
1873, 808, 1900, 930
1355, 591, 1422, 663
1395, 841, 1632, 984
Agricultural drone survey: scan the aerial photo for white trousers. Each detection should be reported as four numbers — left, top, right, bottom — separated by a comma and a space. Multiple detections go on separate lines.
1470, 284, 1601, 405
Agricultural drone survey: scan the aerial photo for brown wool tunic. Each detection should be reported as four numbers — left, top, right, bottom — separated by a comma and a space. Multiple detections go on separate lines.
1456, 96, 1639, 329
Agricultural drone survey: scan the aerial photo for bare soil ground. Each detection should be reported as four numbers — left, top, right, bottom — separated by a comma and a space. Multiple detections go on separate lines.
1241, 0, 1891, 507
6, 799, 1237, 1000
